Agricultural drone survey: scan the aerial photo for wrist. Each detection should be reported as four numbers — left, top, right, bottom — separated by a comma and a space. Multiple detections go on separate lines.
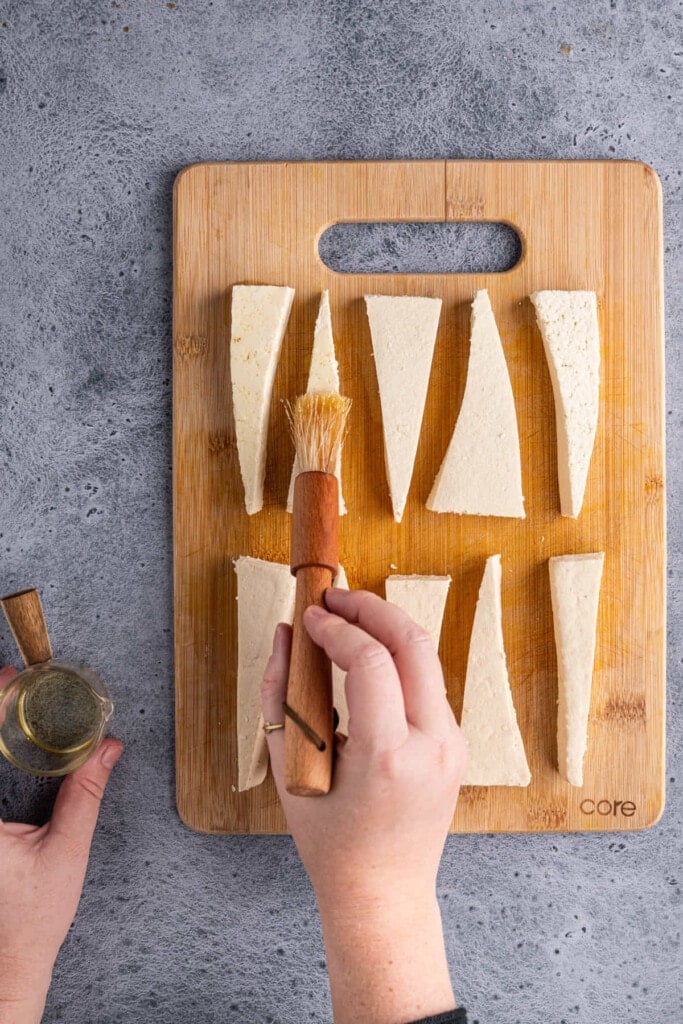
0, 956, 52, 1024
316, 876, 438, 931
0, 994, 48, 1024
317, 888, 455, 1024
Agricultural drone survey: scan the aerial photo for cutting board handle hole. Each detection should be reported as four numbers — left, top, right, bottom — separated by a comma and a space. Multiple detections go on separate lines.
318, 221, 521, 275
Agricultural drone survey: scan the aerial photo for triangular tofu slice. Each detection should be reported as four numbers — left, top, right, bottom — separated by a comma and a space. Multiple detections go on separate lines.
427, 290, 525, 517
549, 553, 604, 787
231, 285, 295, 515
235, 556, 295, 791
365, 295, 442, 522
385, 575, 451, 650
460, 556, 531, 786
287, 291, 346, 515
530, 291, 600, 518
331, 565, 350, 735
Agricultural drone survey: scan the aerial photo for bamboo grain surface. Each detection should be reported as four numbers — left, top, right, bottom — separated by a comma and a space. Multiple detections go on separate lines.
173, 160, 665, 833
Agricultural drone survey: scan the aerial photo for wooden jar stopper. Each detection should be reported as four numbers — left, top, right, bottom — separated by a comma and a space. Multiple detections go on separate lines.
0, 588, 53, 667
285, 472, 339, 797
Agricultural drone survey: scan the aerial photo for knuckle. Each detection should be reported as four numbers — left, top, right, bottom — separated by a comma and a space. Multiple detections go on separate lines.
376, 745, 409, 782
349, 589, 382, 621
260, 657, 283, 697
76, 775, 106, 802
402, 623, 434, 650
435, 732, 467, 781
351, 640, 391, 674
435, 737, 453, 769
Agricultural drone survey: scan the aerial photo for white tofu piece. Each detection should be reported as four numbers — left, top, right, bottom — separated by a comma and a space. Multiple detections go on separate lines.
231, 285, 295, 515
235, 556, 295, 791
384, 575, 451, 650
427, 290, 525, 518
460, 556, 531, 786
365, 295, 442, 523
549, 553, 604, 787
331, 565, 350, 735
530, 290, 600, 518
287, 291, 346, 515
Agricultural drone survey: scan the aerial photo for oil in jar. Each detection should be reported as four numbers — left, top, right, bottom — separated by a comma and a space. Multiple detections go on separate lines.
17, 668, 103, 754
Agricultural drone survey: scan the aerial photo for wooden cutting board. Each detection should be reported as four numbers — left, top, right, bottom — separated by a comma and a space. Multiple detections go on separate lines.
173, 160, 665, 834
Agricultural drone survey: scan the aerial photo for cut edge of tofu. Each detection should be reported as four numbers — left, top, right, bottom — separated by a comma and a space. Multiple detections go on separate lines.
234, 555, 296, 791
230, 285, 295, 516
460, 554, 531, 787
365, 294, 442, 523
549, 552, 604, 787
427, 289, 525, 518
384, 574, 452, 650
530, 290, 600, 519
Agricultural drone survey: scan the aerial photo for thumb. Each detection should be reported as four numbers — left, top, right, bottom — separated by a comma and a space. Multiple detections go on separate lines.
46, 738, 123, 854
261, 623, 291, 790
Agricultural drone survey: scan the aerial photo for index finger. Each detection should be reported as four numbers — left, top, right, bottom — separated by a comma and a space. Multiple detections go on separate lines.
0, 667, 18, 729
0, 666, 18, 690
324, 588, 454, 737
302, 605, 408, 751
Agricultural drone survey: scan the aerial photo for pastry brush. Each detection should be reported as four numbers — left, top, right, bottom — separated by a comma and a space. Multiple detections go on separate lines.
284, 391, 351, 796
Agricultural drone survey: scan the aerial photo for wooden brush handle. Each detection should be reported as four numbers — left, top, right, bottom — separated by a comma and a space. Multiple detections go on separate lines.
284, 566, 335, 795
0, 588, 53, 667
285, 472, 338, 796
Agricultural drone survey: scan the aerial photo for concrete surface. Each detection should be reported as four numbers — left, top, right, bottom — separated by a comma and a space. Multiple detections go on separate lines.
0, 1, 680, 1022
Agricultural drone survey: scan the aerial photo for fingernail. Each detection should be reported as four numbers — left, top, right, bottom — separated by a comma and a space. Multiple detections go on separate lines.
101, 741, 123, 770
272, 622, 290, 655
325, 587, 350, 605
304, 604, 326, 621
272, 623, 283, 654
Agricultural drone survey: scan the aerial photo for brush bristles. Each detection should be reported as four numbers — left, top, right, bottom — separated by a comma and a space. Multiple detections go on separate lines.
286, 391, 352, 474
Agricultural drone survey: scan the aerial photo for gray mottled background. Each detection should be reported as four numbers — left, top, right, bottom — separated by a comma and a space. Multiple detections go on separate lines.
0, 2, 681, 1022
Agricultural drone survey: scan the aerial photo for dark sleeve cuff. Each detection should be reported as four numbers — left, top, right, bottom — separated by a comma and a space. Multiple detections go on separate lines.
410, 1009, 467, 1024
